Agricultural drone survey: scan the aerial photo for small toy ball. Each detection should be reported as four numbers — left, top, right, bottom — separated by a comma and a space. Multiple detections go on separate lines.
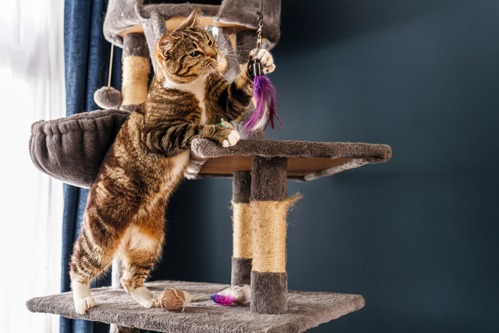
93, 86, 122, 109
159, 288, 193, 312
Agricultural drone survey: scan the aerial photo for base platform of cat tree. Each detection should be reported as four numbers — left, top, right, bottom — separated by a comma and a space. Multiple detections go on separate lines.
26, 280, 365, 333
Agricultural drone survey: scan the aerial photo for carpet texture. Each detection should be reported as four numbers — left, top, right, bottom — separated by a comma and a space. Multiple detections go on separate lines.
26, 280, 365, 333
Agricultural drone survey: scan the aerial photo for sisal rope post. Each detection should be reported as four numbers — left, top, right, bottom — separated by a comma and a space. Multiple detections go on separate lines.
120, 33, 150, 111
249, 156, 299, 314
231, 171, 253, 285
251, 198, 299, 273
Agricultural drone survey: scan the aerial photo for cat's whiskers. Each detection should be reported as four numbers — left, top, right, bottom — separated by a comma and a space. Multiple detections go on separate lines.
219, 46, 254, 64
216, 34, 234, 53
212, 30, 254, 64
215, 27, 247, 51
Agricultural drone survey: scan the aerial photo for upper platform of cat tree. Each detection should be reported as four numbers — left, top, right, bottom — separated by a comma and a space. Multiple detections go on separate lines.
103, 0, 281, 51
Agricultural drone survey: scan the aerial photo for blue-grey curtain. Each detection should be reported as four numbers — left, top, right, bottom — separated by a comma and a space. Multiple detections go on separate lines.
61, 0, 122, 332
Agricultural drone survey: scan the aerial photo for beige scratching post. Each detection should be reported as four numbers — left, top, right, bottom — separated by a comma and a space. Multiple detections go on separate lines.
120, 33, 150, 111
250, 156, 299, 314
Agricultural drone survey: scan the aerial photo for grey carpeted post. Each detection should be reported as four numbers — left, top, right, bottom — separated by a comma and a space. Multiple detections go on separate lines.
143, 12, 167, 72
250, 156, 291, 314
120, 33, 150, 112
231, 171, 253, 286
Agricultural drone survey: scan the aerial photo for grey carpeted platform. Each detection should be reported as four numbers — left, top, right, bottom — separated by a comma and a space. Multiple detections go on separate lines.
26, 280, 365, 333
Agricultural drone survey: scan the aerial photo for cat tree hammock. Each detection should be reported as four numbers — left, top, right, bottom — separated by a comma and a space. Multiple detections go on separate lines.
26, 1, 392, 332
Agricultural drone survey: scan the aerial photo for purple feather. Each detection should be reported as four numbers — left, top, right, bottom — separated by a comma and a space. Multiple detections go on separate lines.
211, 294, 237, 306
243, 75, 282, 135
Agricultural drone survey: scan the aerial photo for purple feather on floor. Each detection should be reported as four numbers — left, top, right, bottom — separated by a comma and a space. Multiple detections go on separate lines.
211, 294, 237, 306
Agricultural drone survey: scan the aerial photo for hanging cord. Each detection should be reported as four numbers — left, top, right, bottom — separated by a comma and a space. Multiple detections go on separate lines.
250, 0, 264, 77
107, 43, 115, 93
93, 42, 122, 109
256, 0, 263, 52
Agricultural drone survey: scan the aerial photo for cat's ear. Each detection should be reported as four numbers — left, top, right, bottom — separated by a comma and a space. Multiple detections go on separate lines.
156, 35, 173, 59
174, 8, 201, 32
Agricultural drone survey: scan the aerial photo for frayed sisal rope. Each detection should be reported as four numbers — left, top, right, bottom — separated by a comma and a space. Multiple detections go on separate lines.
251, 194, 302, 273
121, 56, 150, 106
232, 202, 253, 259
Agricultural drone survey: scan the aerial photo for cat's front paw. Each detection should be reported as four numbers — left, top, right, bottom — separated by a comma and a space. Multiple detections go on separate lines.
250, 49, 276, 74
74, 296, 96, 314
222, 129, 240, 147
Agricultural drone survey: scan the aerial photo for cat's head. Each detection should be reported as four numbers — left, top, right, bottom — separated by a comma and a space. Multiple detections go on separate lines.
155, 9, 221, 84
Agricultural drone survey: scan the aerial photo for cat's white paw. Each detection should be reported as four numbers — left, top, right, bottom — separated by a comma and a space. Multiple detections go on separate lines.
72, 280, 96, 314
222, 129, 240, 147
75, 296, 97, 314
130, 286, 158, 308
250, 49, 276, 74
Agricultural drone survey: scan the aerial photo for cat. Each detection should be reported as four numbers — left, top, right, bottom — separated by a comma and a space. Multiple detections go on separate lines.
69, 9, 275, 314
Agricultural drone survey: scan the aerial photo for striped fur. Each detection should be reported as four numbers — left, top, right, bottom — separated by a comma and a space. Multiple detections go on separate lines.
69, 10, 258, 314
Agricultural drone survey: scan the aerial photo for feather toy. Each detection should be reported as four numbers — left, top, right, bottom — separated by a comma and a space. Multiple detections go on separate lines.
242, 2, 282, 135
210, 294, 237, 306
210, 284, 251, 306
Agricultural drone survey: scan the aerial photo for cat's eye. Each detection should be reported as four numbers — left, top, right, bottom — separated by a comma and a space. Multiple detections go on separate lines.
189, 51, 202, 57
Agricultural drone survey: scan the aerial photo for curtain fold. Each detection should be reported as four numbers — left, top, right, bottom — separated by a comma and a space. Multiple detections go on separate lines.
61, 0, 122, 332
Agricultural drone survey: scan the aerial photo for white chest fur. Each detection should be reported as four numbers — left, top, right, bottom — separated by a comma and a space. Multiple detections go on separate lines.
164, 75, 208, 124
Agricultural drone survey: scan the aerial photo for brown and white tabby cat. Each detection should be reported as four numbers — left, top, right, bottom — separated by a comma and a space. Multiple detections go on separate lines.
69, 10, 275, 314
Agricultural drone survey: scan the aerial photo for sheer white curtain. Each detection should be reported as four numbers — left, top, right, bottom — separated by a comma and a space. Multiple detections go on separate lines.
0, 0, 65, 332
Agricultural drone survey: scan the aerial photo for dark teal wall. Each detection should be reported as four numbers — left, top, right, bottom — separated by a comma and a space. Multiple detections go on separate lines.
154, 1, 499, 331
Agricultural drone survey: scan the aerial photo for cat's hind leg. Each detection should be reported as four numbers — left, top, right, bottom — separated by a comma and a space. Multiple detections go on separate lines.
70, 226, 118, 314
120, 225, 164, 308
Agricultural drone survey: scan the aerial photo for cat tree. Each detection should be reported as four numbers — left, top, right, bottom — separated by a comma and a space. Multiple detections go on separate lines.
26, 1, 392, 332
